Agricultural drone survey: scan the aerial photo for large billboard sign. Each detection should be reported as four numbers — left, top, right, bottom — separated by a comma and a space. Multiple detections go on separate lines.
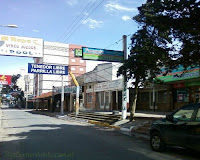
82, 47, 124, 62
0, 35, 43, 58
28, 63, 68, 75
0, 75, 11, 85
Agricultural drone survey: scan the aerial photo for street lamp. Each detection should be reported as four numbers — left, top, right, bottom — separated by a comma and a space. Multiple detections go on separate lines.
0, 24, 18, 28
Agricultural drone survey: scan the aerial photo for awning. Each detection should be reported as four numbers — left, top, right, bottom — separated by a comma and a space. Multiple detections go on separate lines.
35, 91, 53, 99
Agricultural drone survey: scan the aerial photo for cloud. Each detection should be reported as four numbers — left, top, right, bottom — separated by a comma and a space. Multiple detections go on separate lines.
122, 15, 131, 21
65, 0, 79, 6
82, 18, 103, 29
105, 2, 137, 12
32, 30, 39, 32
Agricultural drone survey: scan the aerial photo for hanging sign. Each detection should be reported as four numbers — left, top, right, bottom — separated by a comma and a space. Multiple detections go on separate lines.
28, 63, 68, 75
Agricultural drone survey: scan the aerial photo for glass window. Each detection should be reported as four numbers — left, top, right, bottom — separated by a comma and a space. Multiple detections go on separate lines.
173, 105, 195, 122
177, 88, 189, 102
80, 60, 84, 63
79, 68, 84, 71
140, 92, 149, 103
157, 90, 168, 103
71, 67, 76, 71
195, 108, 200, 122
71, 59, 76, 63
86, 93, 93, 103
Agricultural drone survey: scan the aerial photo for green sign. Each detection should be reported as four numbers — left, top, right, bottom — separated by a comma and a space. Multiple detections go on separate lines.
74, 48, 82, 57
82, 47, 124, 62
157, 67, 200, 82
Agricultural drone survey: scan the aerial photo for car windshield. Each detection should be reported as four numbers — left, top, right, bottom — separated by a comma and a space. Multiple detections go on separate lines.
173, 105, 197, 121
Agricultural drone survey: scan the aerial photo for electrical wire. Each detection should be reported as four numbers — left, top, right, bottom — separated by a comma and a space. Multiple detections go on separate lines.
64, 0, 106, 42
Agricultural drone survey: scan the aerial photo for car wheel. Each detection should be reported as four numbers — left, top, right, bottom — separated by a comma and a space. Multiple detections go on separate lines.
150, 132, 166, 152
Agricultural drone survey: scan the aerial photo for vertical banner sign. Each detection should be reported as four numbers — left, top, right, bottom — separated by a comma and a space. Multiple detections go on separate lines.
0, 75, 11, 85
82, 47, 124, 62
28, 63, 68, 75
0, 35, 43, 58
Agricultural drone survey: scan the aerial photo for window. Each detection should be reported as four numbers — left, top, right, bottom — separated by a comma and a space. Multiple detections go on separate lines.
157, 91, 168, 103
71, 59, 76, 63
71, 67, 76, 71
140, 92, 149, 103
86, 93, 93, 103
80, 60, 84, 63
79, 68, 84, 71
173, 105, 195, 122
195, 108, 200, 122
176, 88, 189, 102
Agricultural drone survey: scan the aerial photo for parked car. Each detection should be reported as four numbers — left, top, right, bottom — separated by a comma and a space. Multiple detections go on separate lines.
150, 103, 200, 152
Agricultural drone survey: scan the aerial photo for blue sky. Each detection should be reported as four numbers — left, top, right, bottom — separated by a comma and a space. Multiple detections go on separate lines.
0, 0, 145, 75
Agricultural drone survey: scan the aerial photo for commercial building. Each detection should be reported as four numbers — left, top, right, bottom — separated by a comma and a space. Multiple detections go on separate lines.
34, 42, 86, 96
137, 66, 200, 111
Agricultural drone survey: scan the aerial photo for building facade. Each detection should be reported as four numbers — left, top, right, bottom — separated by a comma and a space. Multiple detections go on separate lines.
34, 42, 86, 97
137, 66, 200, 111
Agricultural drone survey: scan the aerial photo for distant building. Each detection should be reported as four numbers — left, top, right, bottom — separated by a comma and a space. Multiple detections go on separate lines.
33, 42, 86, 96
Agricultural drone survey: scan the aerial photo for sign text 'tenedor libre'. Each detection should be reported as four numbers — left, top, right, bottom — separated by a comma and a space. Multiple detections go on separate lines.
28, 63, 68, 75
0, 35, 43, 58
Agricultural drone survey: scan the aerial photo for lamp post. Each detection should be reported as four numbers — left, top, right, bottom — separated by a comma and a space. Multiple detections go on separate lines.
24, 75, 30, 109
0, 24, 18, 28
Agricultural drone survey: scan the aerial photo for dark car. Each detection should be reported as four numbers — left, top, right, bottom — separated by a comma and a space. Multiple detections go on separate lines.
150, 103, 200, 152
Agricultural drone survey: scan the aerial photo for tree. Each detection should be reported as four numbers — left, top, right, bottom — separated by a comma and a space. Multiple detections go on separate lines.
1, 74, 21, 93
117, 0, 200, 121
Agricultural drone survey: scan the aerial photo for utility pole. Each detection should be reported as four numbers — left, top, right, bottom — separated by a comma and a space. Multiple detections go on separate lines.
61, 75, 64, 115
122, 35, 128, 120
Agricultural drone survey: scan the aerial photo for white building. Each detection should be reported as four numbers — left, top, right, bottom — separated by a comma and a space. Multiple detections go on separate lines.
34, 42, 86, 96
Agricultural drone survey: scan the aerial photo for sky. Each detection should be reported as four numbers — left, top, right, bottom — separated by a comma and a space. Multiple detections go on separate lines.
0, 0, 146, 75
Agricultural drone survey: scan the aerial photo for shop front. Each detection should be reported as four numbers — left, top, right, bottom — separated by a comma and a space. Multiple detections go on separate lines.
158, 66, 200, 110
94, 79, 123, 111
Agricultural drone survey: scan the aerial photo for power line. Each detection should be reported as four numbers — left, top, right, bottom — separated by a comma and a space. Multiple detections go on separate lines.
105, 34, 132, 49
84, 63, 122, 83
44, 0, 97, 61
64, 0, 106, 42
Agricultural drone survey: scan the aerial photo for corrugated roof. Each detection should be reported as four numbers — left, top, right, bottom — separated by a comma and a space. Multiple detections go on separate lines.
35, 91, 52, 99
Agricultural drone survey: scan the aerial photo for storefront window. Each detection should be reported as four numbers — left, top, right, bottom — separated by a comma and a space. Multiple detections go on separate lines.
86, 93, 93, 103
157, 91, 168, 103
140, 92, 149, 103
177, 88, 189, 102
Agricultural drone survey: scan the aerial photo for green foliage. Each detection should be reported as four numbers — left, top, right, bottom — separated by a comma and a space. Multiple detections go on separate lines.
117, 0, 200, 118
118, 0, 200, 86
2, 74, 22, 94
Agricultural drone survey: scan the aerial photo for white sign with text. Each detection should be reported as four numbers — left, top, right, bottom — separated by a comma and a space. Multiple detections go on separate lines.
0, 35, 43, 58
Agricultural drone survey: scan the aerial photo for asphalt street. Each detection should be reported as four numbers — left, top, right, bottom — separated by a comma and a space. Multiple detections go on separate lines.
0, 106, 199, 160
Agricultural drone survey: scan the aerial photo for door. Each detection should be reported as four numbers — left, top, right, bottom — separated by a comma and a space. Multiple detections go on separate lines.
100, 92, 104, 110
105, 91, 110, 110
187, 107, 200, 150
150, 92, 157, 110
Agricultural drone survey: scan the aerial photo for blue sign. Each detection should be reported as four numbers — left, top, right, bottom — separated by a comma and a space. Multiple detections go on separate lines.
82, 47, 124, 62
28, 63, 68, 75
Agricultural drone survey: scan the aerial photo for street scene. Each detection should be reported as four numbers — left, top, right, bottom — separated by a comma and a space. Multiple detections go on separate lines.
0, 105, 199, 160
0, 0, 200, 160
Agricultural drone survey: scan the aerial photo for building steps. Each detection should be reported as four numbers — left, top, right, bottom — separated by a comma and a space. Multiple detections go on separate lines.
67, 111, 121, 125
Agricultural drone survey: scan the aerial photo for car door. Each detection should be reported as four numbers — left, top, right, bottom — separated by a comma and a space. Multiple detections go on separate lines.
186, 107, 200, 150
164, 105, 196, 146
